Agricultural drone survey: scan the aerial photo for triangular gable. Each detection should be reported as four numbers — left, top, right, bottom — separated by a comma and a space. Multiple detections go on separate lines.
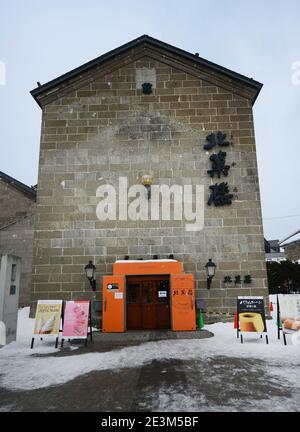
31, 35, 262, 107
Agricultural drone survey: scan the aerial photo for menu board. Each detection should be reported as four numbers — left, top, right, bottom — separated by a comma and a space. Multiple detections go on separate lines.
237, 296, 267, 333
62, 301, 90, 339
278, 294, 300, 334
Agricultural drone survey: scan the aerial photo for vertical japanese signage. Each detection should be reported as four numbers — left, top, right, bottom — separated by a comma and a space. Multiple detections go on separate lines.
33, 300, 62, 336
203, 131, 234, 206
278, 294, 300, 333
171, 274, 196, 331
62, 301, 90, 339
237, 296, 267, 333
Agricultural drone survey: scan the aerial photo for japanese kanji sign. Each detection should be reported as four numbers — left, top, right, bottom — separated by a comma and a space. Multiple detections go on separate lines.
207, 182, 233, 206
204, 131, 230, 150
203, 131, 234, 207
207, 151, 230, 178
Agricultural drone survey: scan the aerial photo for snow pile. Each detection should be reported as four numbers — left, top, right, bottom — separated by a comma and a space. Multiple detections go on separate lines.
0, 302, 299, 392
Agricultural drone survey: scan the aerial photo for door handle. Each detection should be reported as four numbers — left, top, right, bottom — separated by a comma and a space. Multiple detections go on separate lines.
104, 297, 107, 312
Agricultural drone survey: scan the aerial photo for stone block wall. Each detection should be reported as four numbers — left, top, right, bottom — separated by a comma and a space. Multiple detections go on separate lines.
0, 182, 35, 305
32, 54, 268, 317
283, 241, 300, 262
0, 181, 34, 227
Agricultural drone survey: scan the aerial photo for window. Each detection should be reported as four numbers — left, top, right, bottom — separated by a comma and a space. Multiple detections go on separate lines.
127, 284, 138, 304
11, 264, 17, 282
141, 285, 153, 304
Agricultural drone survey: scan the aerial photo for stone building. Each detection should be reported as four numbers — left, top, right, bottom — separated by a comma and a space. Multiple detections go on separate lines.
265, 239, 286, 262
0, 171, 36, 306
30, 35, 268, 322
282, 239, 300, 262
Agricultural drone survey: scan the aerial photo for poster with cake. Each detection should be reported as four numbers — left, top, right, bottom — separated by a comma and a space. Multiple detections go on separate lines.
62, 301, 90, 339
237, 296, 267, 333
278, 294, 300, 334
33, 300, 63, 336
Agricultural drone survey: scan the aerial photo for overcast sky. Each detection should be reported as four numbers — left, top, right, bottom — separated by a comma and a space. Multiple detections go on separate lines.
1, 0, 300, 241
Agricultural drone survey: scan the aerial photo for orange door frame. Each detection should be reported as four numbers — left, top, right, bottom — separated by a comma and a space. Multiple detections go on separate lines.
102, 261, 196, 333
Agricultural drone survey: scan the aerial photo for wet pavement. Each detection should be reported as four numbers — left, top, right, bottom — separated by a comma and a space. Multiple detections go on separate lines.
0, 330, 299, 412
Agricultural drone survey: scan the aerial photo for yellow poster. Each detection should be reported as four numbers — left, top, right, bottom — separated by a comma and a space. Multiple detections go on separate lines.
33, 300, 62, 336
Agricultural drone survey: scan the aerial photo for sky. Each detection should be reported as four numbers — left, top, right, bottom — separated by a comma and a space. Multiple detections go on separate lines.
0, 0, 300, 241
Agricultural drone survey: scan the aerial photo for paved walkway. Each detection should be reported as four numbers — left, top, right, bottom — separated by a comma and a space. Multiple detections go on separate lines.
0, 330, 299, 412
50, 329, 213, 355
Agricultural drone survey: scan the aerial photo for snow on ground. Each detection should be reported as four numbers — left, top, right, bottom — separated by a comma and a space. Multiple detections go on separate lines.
0, 300, 299, 393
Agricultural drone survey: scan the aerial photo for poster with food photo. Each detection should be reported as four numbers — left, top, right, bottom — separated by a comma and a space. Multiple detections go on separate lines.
278, 294, 300, 334
237, 296, 267, 333
62, 301, 90, 339
33, 300, 63, 336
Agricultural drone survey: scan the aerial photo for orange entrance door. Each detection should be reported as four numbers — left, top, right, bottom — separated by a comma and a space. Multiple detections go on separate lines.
171, 274, 196, 331
102, 275, 125, 332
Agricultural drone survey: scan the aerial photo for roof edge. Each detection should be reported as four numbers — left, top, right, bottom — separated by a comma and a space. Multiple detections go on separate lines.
30, 34, 263, 106
0, 171, 37, 200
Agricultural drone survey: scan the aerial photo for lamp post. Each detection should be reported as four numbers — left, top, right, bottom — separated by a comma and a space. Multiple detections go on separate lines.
205, 259, 216, 290
84, 260, 96, 291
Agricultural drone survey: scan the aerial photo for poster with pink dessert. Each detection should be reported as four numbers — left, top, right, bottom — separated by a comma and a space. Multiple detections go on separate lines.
62, 301, 90, 339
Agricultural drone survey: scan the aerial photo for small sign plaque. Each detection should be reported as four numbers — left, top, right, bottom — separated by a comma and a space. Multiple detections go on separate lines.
107, 283, 119, 291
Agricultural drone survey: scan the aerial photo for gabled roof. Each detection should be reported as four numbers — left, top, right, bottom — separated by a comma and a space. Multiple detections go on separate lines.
280, 229, 300, 246
282, 238, 300, 248
31, 34, 263, 106
0, 171, 36, 200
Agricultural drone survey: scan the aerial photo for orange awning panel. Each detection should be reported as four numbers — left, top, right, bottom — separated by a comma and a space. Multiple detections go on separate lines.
113, 260, 183, 276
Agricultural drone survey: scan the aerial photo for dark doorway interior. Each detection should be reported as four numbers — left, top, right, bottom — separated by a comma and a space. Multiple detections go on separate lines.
126, 275, 170, 330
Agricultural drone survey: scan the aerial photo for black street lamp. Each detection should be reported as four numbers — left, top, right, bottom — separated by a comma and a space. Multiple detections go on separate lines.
84, 260, 96, 291
205, 259, 216, 290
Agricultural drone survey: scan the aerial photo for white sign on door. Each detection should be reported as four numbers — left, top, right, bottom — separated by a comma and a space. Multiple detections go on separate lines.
158, 291, 167, 298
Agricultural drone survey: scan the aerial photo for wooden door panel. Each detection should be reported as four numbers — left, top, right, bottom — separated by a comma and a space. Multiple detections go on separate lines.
127, 305, 142, 330
142, 304, 156, 329
140, 282, 155, 329
127, 283, 142, 330
156, 303, 170, 329
126, 277, 171, 330
155, 283, 170, 329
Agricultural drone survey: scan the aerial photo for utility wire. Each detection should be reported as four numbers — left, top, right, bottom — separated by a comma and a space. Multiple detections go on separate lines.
263, 214, 300, 221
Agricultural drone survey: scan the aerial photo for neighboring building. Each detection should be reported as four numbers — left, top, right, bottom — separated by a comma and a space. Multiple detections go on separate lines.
265, 238, 286, 262
265, 252, 287, 263
0, 172, 36, 306
30, 35, 268, 324
281, 231, 300, 263
265, 239, 280, 253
